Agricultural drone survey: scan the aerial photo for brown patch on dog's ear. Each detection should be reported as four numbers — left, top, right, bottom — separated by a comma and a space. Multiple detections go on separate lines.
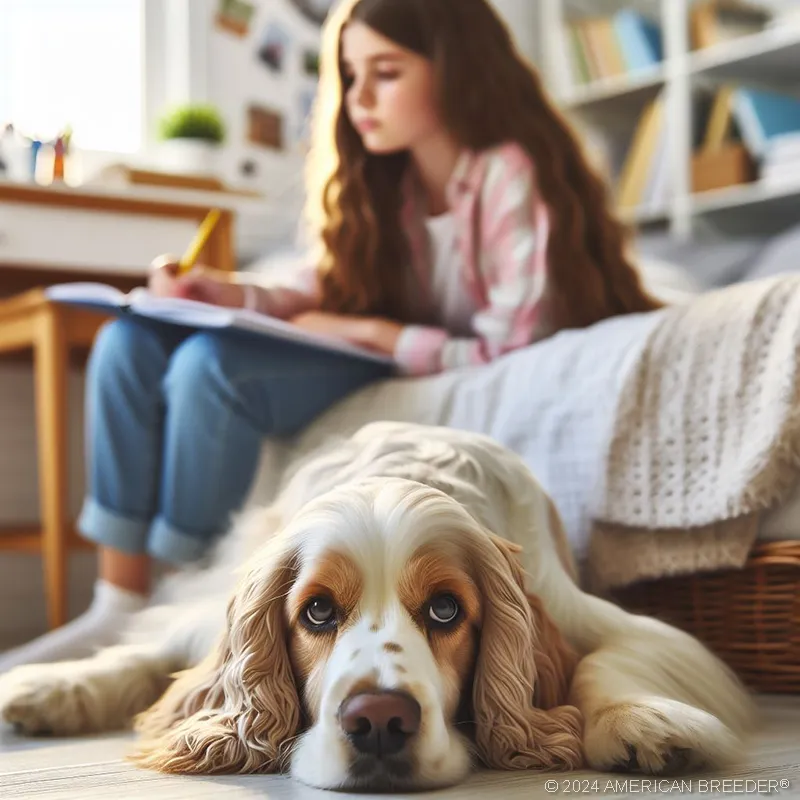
524, 590, 579, 709
131, 519, 301, 775
469, 532, 584, 771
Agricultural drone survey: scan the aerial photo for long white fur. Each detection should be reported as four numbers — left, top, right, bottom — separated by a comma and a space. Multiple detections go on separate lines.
0, 422, 756, 788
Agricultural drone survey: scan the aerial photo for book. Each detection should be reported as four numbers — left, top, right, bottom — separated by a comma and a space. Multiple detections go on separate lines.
581, 18, 621, 79
764, 131, 800, 164
617, 97, 666, 209
732, 88, 800, 159
762, 163, 800, 187
45, 283, 393, 366
761, 132, 800, 185
641, 123, 671, 212
566, 23, 592, 85
613, 10, 663, 71
574, 19, 603, 80
703, 86, 735, 150
596, 17, 627, 78
562, 10, 663, 90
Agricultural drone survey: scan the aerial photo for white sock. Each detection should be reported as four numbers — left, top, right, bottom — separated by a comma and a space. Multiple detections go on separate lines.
0, 580, 148, 674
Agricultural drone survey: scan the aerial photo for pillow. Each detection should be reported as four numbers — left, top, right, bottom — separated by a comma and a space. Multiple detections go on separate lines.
741, 222, 800, 283
635, 256, 703, 305
633, 232, 768, 288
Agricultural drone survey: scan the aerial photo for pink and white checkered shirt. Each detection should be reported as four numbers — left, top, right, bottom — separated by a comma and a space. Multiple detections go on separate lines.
257, 142, 552, 377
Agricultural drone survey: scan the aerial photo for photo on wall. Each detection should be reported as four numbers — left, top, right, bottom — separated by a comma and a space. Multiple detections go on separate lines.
257, 20, 292, 73
215, 0, 256, 37
287, 0, 336, 27
248, 104, 285, 151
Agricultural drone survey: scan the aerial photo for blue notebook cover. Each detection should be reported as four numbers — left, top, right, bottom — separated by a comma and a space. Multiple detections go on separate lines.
733, 88, 800, 159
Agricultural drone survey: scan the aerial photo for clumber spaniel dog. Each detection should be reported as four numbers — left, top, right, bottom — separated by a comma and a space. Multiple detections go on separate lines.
0, 423, 754, 791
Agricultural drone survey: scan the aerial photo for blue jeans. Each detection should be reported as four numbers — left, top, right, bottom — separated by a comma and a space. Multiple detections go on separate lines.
77, 318, 391, 564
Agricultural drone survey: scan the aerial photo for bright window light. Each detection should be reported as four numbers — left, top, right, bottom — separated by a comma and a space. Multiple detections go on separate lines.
0, 0, 144, 152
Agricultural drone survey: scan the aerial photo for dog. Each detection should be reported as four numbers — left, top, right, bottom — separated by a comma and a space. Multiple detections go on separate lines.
0, 422, 755, 792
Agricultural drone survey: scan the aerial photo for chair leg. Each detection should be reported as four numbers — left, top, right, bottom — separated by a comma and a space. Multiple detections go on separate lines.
34, 306, 70, 630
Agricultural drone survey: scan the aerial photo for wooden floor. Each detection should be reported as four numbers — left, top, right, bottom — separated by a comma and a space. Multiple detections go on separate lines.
1, 695, 798, 799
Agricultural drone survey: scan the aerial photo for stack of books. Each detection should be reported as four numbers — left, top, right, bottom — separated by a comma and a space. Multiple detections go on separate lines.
691, 84, 800, 193
692, 85, 800, 160
762, 133, 800, 186
563, 10, 662, 87
616, 82, 800, 208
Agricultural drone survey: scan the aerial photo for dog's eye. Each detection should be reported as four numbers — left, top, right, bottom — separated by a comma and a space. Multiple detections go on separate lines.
427, 594, 460, 626
303, 597, 336, 629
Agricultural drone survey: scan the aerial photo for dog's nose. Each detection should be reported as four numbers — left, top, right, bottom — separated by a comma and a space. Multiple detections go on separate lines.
339, 691, 421, 757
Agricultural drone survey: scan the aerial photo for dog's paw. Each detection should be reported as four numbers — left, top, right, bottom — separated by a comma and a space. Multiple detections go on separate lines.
0, 665, 95, 736
584, 698, 742, 775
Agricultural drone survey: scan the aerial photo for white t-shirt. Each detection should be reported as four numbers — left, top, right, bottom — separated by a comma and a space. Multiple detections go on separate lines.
423, 212, 477, 336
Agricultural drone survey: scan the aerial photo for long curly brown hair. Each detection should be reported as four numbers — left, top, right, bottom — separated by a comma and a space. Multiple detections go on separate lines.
305, 0, 661, 328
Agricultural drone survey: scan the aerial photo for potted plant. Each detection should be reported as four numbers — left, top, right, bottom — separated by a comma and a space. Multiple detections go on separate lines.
157, 103, 226, 176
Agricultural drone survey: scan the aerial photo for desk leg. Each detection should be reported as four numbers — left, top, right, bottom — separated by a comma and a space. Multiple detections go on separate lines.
34, 306, 69, 630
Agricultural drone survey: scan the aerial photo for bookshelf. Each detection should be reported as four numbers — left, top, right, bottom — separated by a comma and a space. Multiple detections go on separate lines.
563, 65, 665, 110
538, 0, 800, 238
689, 25, 800, 80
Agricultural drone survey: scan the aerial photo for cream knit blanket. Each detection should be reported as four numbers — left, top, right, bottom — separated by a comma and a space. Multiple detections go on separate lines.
589, 275, 800, 591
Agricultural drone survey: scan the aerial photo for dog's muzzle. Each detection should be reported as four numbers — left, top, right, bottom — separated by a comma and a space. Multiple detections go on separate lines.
338, 690, 421, 788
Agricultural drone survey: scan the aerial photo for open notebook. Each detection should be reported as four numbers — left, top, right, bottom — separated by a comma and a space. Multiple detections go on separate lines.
45, 282, 393, 366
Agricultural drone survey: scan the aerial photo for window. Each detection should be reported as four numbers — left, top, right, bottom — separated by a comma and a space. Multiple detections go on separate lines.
0, 0, 146, 153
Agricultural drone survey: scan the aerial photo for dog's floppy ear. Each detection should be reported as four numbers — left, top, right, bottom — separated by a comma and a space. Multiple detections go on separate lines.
132, 520, 300, 775
469, 532, 584, 770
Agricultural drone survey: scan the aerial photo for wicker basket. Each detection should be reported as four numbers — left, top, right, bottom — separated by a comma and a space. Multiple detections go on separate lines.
613, 541, 800, 694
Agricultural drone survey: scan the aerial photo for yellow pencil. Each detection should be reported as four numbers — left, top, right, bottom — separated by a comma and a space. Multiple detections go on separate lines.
178, 208, 222, 274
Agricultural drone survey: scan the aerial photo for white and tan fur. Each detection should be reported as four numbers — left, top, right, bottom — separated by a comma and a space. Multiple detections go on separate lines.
0, 423, 755, 791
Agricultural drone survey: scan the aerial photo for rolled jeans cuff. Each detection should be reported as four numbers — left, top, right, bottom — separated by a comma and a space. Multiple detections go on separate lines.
78, 499, 213, 565
77, 498, 149, 555
146, 516, 215, 565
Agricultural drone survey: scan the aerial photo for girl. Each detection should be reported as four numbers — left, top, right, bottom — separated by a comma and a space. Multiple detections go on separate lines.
0, 0, 659, 672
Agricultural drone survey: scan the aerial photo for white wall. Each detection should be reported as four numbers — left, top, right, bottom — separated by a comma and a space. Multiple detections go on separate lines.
204, 1, 319, 188
177, 0, 321, 254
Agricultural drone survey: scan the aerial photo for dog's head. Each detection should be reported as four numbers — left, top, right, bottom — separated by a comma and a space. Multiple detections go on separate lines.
133, 478, 583, 791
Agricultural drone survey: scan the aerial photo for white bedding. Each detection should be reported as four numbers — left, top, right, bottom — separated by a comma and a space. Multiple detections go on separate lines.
244, 310, 666, 560
244, 299, 800, 558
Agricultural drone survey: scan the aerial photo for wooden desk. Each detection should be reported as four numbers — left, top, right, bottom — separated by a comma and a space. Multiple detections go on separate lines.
0, 180, 235, 294
0, 182, 236, 629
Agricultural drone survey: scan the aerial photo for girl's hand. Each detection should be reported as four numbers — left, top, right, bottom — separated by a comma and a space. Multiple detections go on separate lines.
148, 255, 184, 298
290, 311, 363, 342
174, 274, 247, 308
291, 312, 403, 355
148, 255, 247, 308
361, 317, 403, 355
